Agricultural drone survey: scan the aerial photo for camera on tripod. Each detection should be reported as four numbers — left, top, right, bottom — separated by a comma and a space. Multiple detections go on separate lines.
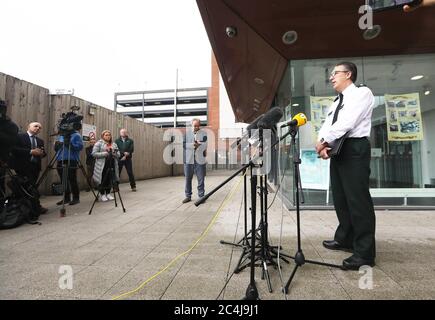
57, 106, 83, 137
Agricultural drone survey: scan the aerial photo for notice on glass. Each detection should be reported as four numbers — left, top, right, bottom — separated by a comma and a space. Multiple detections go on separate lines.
385, 93, 424, 141
300, 149, 330, 190
310, 96, 336, 141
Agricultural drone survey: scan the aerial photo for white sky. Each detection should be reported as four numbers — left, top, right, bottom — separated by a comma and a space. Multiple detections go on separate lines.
0, 0, 212, 109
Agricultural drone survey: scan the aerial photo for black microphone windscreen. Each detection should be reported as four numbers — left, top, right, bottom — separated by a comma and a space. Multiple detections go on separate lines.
257, 107, 283, 129
246, 114, 264, 131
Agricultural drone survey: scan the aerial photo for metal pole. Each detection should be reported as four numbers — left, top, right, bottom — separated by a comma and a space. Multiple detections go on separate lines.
174, 68, 178, 128
114, 93, 117, 113
142, 93, 145, 123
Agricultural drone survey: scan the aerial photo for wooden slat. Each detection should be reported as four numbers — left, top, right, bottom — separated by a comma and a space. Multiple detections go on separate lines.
0, 72, 172, 195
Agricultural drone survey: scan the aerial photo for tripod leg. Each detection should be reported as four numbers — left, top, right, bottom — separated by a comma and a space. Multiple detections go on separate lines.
243, 167, 259, 300
88, 189, 100, 215
59, 156, 71, 217
234, 246, 249, 274
115, 183, 126, 213
263, 261, 273, 293
35, 152, 58, 189
283, 264, 299, 294
305, 258, 345, 270
112, 183, 118, 207
77, 159, 97, 200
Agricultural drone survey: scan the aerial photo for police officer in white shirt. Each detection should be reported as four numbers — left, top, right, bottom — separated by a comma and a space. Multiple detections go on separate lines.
315, 61, 376, 270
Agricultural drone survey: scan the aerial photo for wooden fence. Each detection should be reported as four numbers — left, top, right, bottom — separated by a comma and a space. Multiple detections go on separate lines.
0, 72, 173, 194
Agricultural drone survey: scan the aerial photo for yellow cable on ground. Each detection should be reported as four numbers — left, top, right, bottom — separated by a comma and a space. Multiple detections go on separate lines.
112, 171, 247, 300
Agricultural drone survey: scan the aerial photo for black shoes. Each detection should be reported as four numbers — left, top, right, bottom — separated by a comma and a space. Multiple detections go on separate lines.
322, 240, 353, 253
342, 255, 375, 270
69, 199, 80, 206
182, 197, 191, 204
56, 199, 70, 206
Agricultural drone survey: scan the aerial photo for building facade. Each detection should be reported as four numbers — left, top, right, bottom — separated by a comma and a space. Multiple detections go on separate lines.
114, 87, 208, 128
197, 0, 435, 208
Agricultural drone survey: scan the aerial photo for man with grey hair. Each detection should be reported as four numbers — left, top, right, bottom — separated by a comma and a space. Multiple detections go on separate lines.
182, 118, 207, 204
14, 122, 46, 186
115, 128, 136, 192
13, 122, 48, 214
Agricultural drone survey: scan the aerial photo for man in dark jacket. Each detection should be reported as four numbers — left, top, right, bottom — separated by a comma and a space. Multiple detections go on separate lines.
11, 122, 48, 214
13, 122, 46, 185
115, 128, 136, 191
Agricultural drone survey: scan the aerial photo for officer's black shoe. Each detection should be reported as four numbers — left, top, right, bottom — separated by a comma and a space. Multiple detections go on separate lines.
322, 240, 353, 253
342, 255, 375, 270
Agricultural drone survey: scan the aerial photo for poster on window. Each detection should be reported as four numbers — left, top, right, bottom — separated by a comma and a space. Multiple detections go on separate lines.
385, 93, 424, 141
310, 96, 336, 141
300, 149, 330, 190
82, 123, 97, 142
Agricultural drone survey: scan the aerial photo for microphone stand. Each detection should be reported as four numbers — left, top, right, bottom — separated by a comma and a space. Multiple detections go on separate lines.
195, 126, 296, 298
283, 125, 344, 295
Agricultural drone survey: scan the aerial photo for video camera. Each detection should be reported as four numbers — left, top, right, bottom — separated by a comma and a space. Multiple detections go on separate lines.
57, 105, 83, 136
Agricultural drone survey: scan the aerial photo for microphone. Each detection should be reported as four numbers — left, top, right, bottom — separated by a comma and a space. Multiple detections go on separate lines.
257, 107, 284, 129
247, 114, 264, 132
280, 113, 307, 128
230, 114, 264, 149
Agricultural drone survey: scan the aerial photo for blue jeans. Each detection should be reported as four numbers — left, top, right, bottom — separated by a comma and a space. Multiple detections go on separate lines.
184, 163, 206, 198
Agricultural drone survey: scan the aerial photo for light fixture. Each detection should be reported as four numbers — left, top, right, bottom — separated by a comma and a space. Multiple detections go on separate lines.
225, 26, 237, 38
292, 103, 299, 107
88, 104, 97, 115
411, 75, 424, 81
363, 25, 381, 40
282, 30, 298, 45
254, 78, 264, 85
424, 90, 431, 96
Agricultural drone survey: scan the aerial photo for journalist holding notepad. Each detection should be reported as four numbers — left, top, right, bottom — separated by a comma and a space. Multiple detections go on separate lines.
315, 61, 376, 271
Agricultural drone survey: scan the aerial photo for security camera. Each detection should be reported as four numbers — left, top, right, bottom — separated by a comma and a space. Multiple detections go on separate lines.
226, 26, 237, 38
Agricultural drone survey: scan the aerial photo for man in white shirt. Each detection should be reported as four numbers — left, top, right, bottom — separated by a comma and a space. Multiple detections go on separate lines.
316, 62, 376, 270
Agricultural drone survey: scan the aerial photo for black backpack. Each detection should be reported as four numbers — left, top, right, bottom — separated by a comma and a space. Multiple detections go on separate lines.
0, 197, 35, 229
0, 174, 41, 229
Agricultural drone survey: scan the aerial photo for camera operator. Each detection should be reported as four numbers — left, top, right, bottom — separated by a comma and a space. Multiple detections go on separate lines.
54, 126, 83, 206
12, 122, 48, 214
92, 130, 120, 202
0, 99, 19, 195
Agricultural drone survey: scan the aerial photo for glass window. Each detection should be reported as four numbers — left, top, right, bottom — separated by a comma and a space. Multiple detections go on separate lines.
274, 54, 435, 207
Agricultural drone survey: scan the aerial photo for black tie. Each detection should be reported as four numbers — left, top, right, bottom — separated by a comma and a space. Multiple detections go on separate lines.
332, 93, 344, 125
30, 135, 37, 149
30, 135, 38, 163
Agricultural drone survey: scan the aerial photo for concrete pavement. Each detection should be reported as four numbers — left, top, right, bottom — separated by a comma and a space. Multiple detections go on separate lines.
1, 171, 434, 300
